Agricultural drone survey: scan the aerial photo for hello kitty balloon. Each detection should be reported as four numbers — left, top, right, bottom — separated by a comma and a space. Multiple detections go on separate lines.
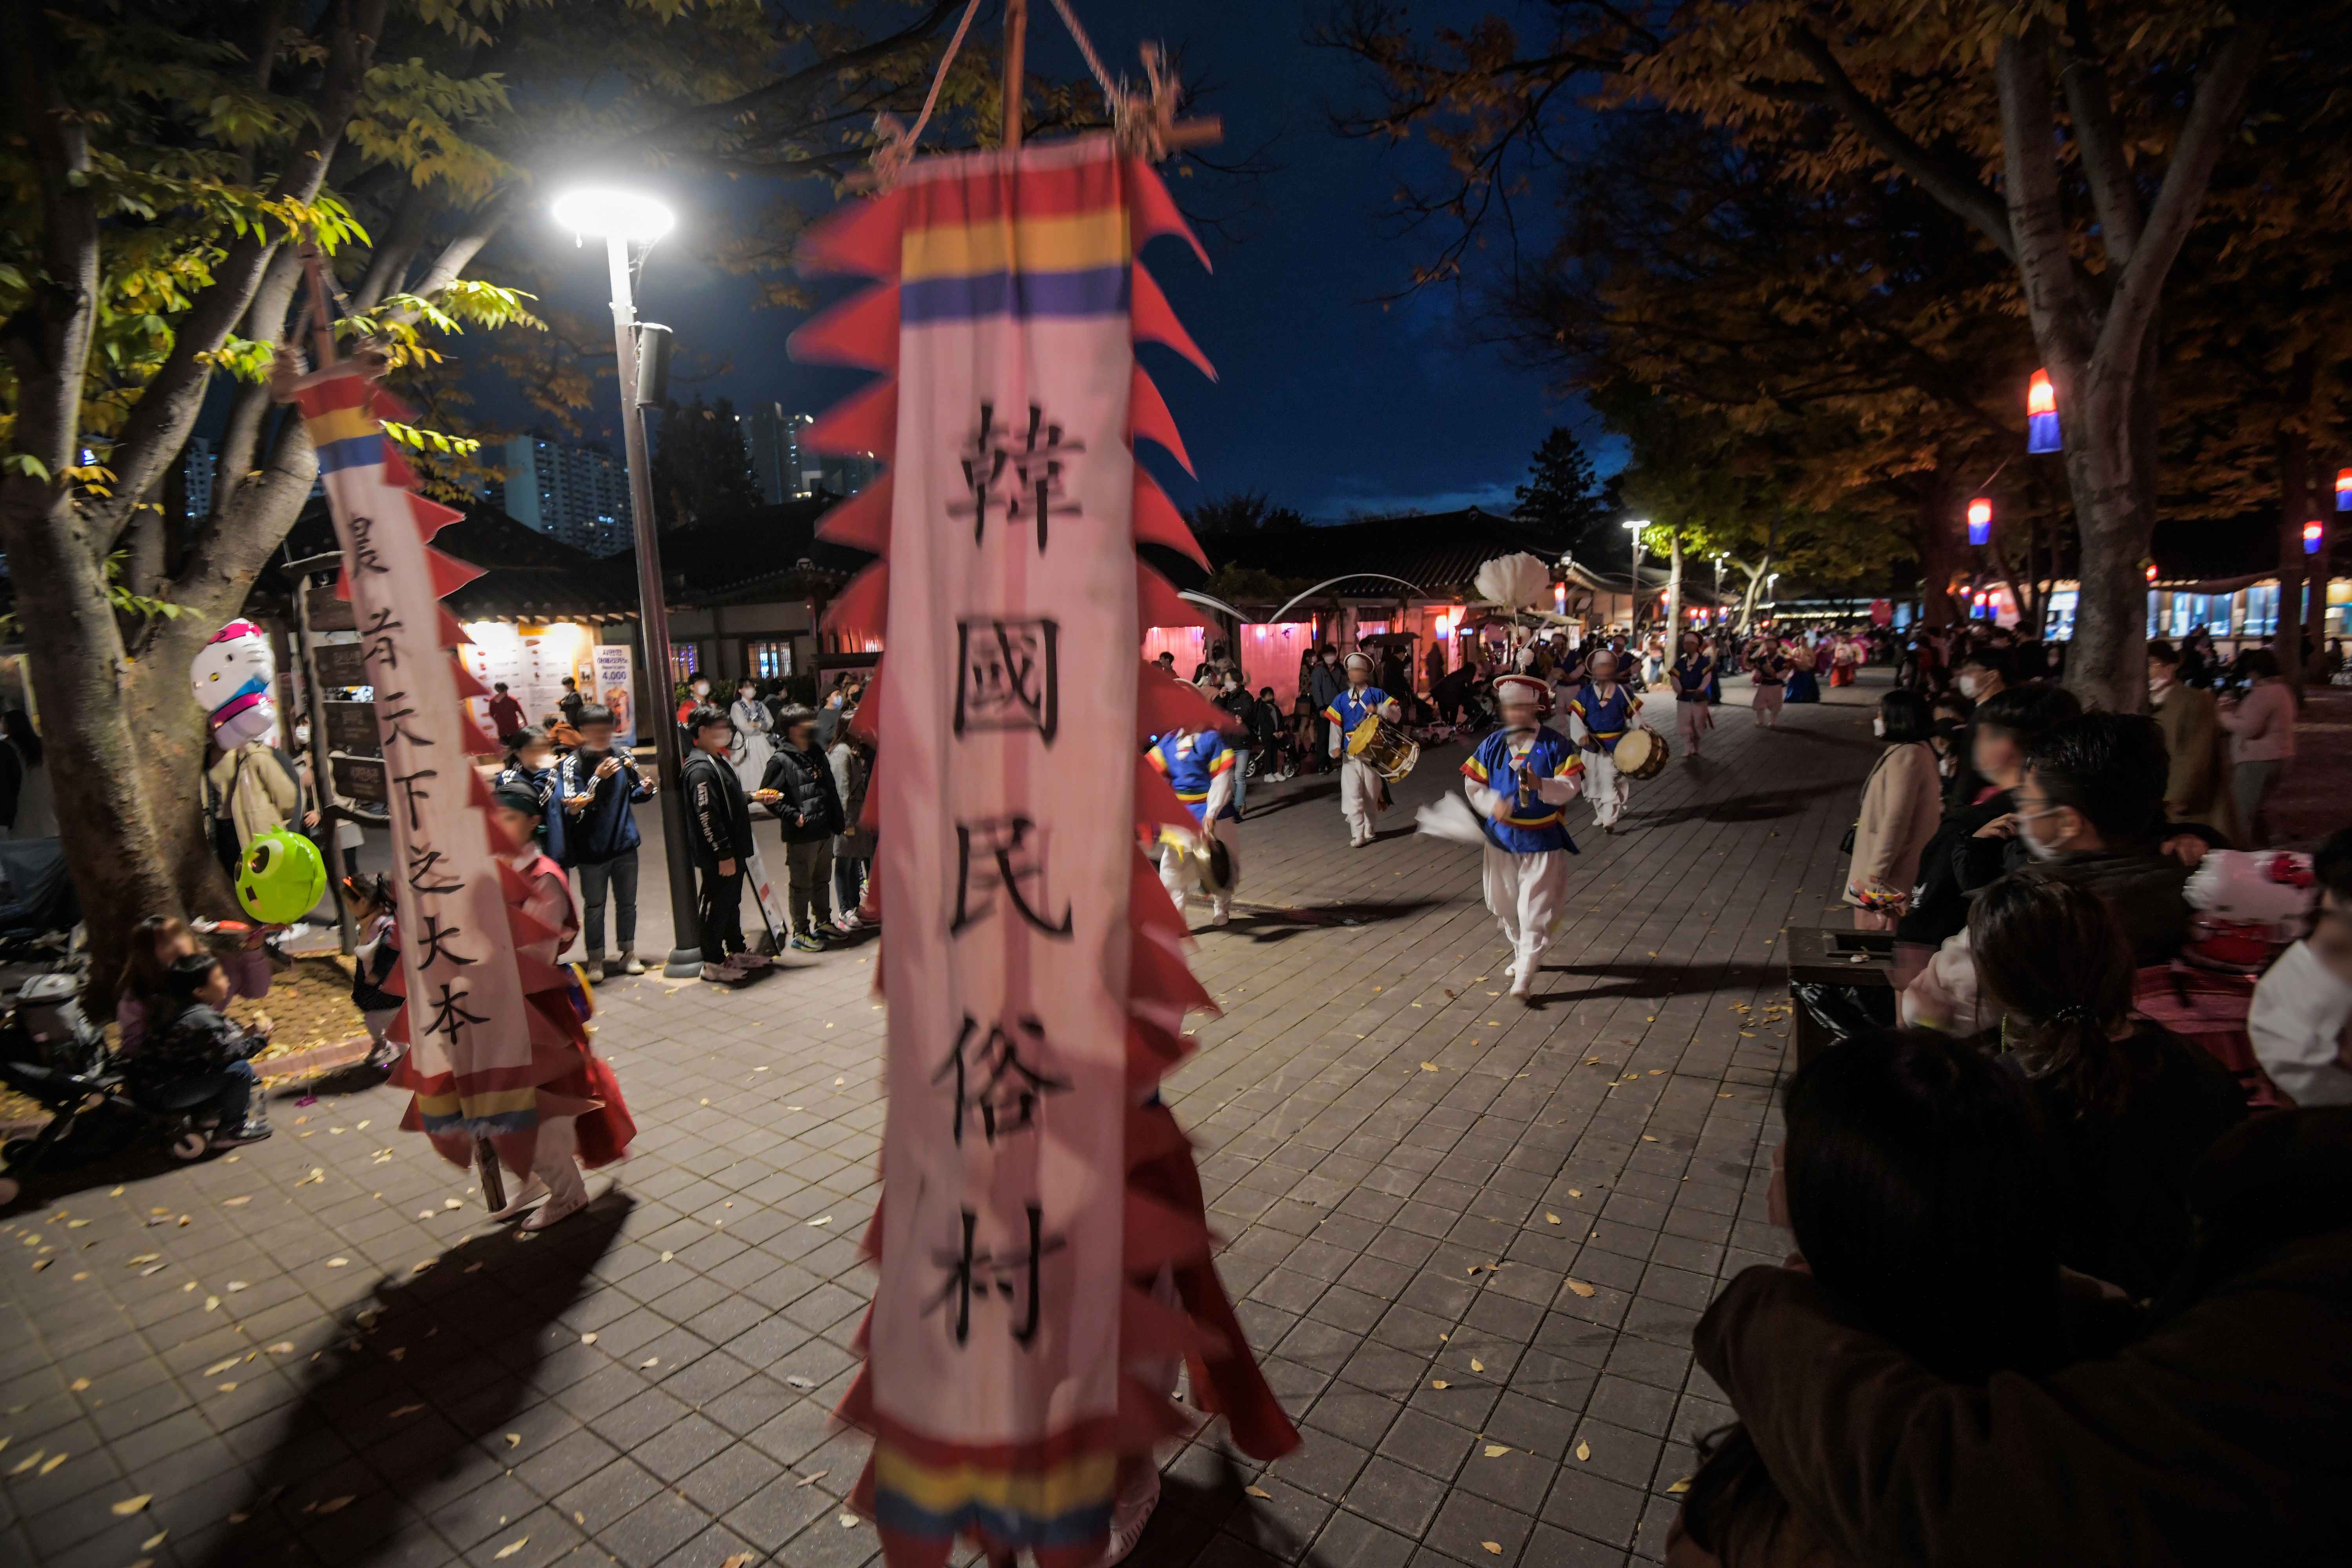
191, 618, 280, 749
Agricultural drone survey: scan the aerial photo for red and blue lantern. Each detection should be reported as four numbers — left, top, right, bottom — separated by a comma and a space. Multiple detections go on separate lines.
2027, 370, 2060, 454
2305, 520, 2325, 557
1967, 497, 1992, 547
2335, 468, 2350, 512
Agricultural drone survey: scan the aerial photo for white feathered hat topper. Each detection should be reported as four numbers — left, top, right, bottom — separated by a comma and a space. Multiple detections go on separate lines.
1473, 551, 1552, 612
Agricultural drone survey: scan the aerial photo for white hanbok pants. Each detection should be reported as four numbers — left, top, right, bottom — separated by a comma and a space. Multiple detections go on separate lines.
1159, 815, 1239, 919
1339, 755, 1384, 842
1483, 845, 1573, 992
1585, 747, 1629, 828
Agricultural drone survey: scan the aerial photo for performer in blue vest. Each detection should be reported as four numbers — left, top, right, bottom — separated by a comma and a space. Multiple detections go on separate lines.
1566, 646, 1644, 834
1462, 673, 1584, 1002
1324, 651, 1401, 848
1148, 714, 1240, 926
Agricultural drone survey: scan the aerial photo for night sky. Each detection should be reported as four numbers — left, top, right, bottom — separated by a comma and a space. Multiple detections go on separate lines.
503, 0, 1593, 522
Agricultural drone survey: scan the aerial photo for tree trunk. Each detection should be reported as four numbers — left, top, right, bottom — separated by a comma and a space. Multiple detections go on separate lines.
0, 503, 182, 1010
1666, 528, 1684, 644
2279, 420, 2311, 699
1916, 473, 1962, 629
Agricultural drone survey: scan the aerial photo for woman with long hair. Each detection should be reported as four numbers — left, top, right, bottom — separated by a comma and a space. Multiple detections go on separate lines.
1843, 688, 1942, 929
1671, 1031, 2067, 1566
2217, 646, 2295, 845
1968, 873, 2248, 1297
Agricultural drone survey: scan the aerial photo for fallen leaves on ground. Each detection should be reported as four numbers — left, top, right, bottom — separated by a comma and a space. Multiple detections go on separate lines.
793, 1470, 828, 1487
493, 1537, 529, 1559
1244, 1486, 1271, 1499
1482, 1544, 1503, 1557
1668, 1477, 1692, 1494
1430, 1380, 1449, 1390
1575, 1441, 1591, 1462
1564, 1279, 1596, 1298
110, 1494, 152, 1515
1469, 1358, 1485, 1373
1484, 1445, 1510, 1458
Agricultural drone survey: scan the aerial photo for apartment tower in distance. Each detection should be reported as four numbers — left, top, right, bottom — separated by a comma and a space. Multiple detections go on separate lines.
498, 434, 634, 555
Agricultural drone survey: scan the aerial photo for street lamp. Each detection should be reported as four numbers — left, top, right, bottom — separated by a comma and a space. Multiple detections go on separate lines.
553, 186, 704, 978
1623, 520, 1648, 632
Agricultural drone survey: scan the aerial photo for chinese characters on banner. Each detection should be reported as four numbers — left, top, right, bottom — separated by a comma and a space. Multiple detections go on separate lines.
292, 368, 554, 1169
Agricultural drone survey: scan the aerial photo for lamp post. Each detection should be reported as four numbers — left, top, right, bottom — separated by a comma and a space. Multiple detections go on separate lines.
1623, 519, 1648, 633
552, 187, 704, 978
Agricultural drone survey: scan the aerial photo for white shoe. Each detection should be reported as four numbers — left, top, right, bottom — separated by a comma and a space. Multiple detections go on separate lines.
1210, 908, 1231, 927
490, 1175, 550, 1221
521, 1185, 588, 1231
1098, 1467, 1160, 1566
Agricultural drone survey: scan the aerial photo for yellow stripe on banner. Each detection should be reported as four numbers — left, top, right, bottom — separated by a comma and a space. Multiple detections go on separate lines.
457, 1088, 539, 1118
872, 1445, 1118, 1517
902, 211, 1130, 281
305, 406, 379, 447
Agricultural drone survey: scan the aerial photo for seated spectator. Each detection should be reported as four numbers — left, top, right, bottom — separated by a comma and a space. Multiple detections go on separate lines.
1671, 1030, 2067, 1567
114, 913, 200, 1059
2251, 827, 2352, 1106
1686, 1106, 2352, 1566
1900, 685, 2081, 947
1970, 873, 2248, 1297
1908, 713, 2192, 1033
127, 953, 272, 1145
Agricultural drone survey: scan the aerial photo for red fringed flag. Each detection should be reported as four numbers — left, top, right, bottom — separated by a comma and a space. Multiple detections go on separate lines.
795, 134, 1296, 1564
287, 364, 592, 1174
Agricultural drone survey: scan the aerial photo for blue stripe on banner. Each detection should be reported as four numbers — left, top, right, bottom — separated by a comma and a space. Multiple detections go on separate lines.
900, 265, 1131, 324
314, 432, 384, 473
872, 1491, 1114, 1550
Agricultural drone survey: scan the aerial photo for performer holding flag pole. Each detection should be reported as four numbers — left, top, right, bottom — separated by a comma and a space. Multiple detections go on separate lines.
1461, 673, 1584, 1004
1325, 650, 1401, 848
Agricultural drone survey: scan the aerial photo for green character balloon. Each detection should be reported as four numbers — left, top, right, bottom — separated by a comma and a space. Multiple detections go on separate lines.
236, 827, 327, 925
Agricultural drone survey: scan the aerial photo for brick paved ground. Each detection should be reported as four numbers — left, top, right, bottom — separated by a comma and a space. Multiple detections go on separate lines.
0, 675, 1885, 1568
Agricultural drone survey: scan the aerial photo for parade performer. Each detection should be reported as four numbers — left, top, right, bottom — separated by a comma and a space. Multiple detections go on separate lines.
485, 782, 636, 1229
1567, 647, 1644, 834
1326, 650, 1402, 847
1670, 632, 1717, 760
1463, 675, 1584, 1002
1149, 714, 1240, 927
1748, 638, 1789, 728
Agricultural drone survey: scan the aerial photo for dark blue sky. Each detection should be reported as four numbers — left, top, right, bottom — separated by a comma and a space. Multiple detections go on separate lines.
513, 1, 1595, 520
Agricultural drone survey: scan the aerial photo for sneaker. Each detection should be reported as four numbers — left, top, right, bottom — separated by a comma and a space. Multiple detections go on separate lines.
789, 934, 826, 954
1100, 1468, 1160, 1566
520, 1185, 588, 1231
212, 1121, 272, 1147
618, 953, 646, 976
699, 961, 740, 983
584, 959, 606, 983
833, 915, 859, 934
727, 951, 773, 971
1210, 908, 1231, 927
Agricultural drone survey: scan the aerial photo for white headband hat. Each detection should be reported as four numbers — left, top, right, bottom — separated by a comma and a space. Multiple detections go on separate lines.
1342, 651, 1374, 671
1492, 673, 1548, 704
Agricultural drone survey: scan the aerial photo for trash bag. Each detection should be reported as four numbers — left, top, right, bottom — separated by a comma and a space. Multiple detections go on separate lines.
1790, 979, 1896, 1045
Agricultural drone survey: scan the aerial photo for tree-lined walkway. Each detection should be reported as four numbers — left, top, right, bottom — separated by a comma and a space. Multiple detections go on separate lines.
0, 680, 1881, 1568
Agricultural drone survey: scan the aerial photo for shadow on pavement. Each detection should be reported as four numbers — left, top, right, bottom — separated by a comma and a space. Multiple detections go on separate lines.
1536, 959, 1788, 1003
1221, 899, 1450, 945
1630, 788, 1819, 828
184, 1192, 634, 1568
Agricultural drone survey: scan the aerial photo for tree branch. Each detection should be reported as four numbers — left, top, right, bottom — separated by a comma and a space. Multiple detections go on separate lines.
2061, 0, 2143, 271
2095, 7, 2276, 377
89, 0, 389, 551
1996, 27, 2096, 370
1780, 26, 2017, 262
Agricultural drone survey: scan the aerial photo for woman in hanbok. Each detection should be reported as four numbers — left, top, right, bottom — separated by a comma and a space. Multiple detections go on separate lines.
1783, 639, 1822, 703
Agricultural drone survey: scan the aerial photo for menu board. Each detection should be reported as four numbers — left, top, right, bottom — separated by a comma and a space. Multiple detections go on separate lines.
457, 621, 598, 734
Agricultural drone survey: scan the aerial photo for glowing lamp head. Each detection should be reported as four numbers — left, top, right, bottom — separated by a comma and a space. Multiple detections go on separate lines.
550, 188, 675, 242
2304, 520, 2325, 555
2027, 370, 2056, 417
2145, 562, 2160, 584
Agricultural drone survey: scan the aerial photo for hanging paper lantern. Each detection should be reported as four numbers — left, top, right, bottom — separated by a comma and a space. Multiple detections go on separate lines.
1967, 497, 1993, 547
2336, 469, 2351, 512
2027, 370, 2060, 454
2145, 561, 2160, 584
235, 827, 326, 925
2305, 520, 2325, 556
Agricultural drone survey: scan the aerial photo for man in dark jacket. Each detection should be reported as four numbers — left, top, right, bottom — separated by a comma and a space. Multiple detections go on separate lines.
679, 704, 755, 980
1689, 1109, 2352, 1567
760, 704, 845, 952
1900, 685, 2082, 946
557, 704, 655, 979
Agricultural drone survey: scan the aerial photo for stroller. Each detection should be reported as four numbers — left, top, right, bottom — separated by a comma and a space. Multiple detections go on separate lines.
0, 973, 227, 1205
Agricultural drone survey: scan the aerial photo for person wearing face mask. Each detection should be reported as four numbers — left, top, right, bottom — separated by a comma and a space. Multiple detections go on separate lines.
1843, 689, 1942, 929
1942, 646, 2014, 808
1906, 713, 2194, 1034
2250, 828, 2352, 1107
1899, 685, 2082, 948
2146, 639, 2242, 843
675, 674, 713, 730
1566, 648, 1644, 834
